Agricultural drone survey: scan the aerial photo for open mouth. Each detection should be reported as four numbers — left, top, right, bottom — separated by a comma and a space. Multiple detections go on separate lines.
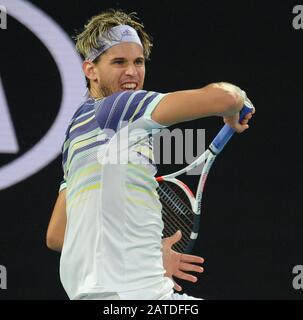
121, 82, 137, 90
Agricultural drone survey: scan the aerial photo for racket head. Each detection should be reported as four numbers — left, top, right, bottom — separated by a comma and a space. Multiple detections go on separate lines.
156, 178, 200, 253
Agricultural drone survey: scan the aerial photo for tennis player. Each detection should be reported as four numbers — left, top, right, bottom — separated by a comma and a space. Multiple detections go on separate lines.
46, 9, 255, 300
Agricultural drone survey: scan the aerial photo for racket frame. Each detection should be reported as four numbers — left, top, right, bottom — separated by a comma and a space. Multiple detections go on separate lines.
156, 104, 254, 253
156, 149, 217, 253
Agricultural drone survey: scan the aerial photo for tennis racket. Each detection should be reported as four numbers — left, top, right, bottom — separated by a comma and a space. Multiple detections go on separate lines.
156, 103, 254, 253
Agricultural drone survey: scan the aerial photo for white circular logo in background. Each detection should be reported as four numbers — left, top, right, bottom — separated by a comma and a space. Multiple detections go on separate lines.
0, 0, 85, 190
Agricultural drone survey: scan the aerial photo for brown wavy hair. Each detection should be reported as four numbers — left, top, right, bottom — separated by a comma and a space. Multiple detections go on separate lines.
75, 9, 153, 61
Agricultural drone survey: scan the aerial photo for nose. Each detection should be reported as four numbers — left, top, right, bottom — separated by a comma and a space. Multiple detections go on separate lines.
125, 63, 137, 76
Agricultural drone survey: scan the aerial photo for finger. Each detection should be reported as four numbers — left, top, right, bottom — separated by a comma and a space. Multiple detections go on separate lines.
240, 113, 252, 125
244, 113, 252, 120
173, 281, 182, 292
241, 118, 250, 125
174, 271, 198, 283
235, 123, 249, 133
179, 262, 204, 273
180, 254, 204, 264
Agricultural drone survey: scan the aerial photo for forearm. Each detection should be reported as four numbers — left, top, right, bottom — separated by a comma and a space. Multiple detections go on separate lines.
151, 82, 246, 126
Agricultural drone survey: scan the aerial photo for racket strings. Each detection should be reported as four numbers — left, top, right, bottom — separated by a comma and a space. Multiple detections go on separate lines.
158, 184, 194, 234
157, 181, 195, 253
160, 201, 192, 236
158, 182, 194, 220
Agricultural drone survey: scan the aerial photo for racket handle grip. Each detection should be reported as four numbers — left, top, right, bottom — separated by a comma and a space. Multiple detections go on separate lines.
209, 104, 254, 154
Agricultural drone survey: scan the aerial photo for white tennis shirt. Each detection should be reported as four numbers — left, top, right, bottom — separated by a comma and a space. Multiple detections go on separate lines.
59, 90, 174, 299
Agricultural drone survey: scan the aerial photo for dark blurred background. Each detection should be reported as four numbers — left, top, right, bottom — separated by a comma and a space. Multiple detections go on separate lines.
0, 0, 302, 300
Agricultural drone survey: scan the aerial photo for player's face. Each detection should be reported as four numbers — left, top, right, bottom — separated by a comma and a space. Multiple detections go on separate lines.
94, 42, 145, 97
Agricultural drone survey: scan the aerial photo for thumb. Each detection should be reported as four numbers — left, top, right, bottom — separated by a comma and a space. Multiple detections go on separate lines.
170, 230, 182, 245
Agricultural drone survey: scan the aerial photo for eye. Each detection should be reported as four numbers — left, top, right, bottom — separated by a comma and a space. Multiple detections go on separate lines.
135, 59, 145, 66
114, 60, 124, 65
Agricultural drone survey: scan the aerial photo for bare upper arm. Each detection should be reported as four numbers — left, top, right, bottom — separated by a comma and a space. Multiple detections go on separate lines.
46, 189, 66, 252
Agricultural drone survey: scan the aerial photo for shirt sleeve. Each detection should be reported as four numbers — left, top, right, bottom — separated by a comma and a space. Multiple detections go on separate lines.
141, 92, 167, 123
59, 179, 66, 192
58, 124, 71, 193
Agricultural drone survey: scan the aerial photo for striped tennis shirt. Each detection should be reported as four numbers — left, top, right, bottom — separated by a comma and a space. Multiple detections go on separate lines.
59, 90, 174, 299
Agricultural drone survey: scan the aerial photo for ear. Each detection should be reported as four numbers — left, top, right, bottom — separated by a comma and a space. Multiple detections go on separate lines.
82, 61, 97, 82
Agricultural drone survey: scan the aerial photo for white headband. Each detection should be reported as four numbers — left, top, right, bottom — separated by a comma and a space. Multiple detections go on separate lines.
85, 25, 143, 61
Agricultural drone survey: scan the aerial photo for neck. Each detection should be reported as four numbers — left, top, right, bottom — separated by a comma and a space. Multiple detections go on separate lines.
89, 86, 103, 99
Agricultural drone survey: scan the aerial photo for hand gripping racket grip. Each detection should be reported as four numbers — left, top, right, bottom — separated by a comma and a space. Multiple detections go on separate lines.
209, 104, 254, 155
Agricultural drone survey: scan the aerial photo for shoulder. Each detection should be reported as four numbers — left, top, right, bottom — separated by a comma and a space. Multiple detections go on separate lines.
64, 98, 96, 138
71, 98, 95, 121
